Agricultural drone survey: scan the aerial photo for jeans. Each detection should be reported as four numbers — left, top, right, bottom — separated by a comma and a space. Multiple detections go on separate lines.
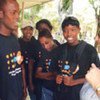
28, 89, 36, 100
41, 87, 53, 100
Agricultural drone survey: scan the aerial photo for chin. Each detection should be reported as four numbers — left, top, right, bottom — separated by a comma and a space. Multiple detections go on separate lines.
47, 49, 51, 51
68, 40, 73, 44
68, 41, 75, 45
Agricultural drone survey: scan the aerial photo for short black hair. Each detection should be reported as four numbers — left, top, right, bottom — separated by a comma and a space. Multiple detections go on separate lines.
62, 16, 80, 30
0, 0, 17, 10
0, 0, 7, 10
38, 29, 53, 39
36, 19, 53, 31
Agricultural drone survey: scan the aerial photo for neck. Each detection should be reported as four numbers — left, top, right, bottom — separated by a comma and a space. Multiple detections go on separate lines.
0, 25, 11, 36
69, 40, 79, 46
23, 37, 31, 42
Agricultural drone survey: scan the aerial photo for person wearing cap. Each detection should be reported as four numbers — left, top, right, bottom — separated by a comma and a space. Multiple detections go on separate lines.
18, 21, 37, 100
49, 16, 100, 100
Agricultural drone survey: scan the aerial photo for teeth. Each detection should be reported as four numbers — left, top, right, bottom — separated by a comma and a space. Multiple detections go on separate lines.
68, 37, 73, 41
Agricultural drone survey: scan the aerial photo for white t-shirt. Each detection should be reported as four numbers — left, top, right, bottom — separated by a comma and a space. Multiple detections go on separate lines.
80, 82, 100, 100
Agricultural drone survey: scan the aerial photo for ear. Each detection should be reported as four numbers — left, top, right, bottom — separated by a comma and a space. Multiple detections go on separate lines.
0, 11, 3, 19
77, 26, 81, 33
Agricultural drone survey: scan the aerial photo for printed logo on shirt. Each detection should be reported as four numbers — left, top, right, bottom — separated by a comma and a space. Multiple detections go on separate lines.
6, 51, 23, 76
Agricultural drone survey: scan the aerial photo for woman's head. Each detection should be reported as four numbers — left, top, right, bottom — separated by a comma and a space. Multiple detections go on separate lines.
36, 19, 53, 32
38, 29, 55, 51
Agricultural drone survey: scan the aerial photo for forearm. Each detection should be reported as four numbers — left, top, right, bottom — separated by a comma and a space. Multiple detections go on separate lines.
35, 72, 53, 80
21, 64, 27, 89
28, 60, 33, 86
71, 78, 86, 86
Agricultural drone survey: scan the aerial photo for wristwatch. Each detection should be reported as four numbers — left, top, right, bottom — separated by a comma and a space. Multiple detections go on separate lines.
96, 86, 100, 94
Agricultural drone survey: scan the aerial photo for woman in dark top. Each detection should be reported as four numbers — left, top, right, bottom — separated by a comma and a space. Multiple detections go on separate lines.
35, 29, 58, 100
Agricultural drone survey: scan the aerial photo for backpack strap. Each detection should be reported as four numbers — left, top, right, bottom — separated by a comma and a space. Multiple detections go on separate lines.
76, 40, 87, 62
62, 41, 87, 62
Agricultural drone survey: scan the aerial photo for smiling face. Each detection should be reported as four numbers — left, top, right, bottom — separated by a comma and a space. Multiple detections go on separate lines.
0, 0, 19, 32
22, 26, 33, 41
63, 25, 80, 46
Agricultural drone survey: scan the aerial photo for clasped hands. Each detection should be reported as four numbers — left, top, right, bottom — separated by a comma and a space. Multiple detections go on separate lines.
56, 74, 76, 86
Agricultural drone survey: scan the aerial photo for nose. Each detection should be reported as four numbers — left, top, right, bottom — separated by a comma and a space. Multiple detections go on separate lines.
67, 31, 72, 36
16, 12, 19, 21
27, 30, 32, 35
27, 33, 31, 36
44, 45, 49, 50
44, 45, 47, 49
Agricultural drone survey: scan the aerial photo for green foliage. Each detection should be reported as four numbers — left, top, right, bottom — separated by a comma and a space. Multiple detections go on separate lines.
31, 5, 43, 15
62, 0, 72, 11
89, 0, 94, 4
88, 0, 100, 35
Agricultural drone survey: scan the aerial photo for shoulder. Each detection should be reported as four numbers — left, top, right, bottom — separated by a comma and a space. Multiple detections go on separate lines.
83, 41, 97, 53
53, 39, 60, 46
57, 42, 67, 50
52, 43, 67, 56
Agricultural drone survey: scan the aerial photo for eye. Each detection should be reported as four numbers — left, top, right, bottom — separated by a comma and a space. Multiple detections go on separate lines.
12, 11, 19, 16
11, 11, 16, 15
63, 30, 68, 33
72, 29, 76, 32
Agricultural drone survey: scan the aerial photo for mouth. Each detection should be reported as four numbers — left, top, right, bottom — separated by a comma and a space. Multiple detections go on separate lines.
67, 37, 73, 41
15, 22, 18, 26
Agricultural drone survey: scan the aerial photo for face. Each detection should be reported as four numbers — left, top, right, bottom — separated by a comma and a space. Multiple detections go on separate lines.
1, 0, 19, 31
39, 23, 51, 32
63, 25, 80, 45
95, 35, 100, 45
39, 37, 53, 51
22, 26, 33, 41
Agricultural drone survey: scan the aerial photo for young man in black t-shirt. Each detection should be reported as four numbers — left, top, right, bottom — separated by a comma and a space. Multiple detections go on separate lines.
19, 22, 37, 100
0, 0, 25, 100
51, 16, 100, 100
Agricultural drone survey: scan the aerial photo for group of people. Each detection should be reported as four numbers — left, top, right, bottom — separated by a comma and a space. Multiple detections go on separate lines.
0, 0, 100, 100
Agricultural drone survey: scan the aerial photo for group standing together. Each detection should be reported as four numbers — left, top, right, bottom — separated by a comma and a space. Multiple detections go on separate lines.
0, 0, 100, 100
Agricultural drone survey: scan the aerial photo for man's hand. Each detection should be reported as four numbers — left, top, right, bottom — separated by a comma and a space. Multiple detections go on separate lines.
63, 75, 74, 86
56, 75, 63, 84
85, 63, 100, 90
29, 83, 34, 92
22, 87, 27, 100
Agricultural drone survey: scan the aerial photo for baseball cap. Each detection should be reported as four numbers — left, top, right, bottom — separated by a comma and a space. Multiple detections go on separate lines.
21, 21, 34, 29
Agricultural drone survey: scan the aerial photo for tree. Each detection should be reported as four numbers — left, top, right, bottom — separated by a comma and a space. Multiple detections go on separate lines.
89, 0, 100, 35
58, 0, 73, 22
